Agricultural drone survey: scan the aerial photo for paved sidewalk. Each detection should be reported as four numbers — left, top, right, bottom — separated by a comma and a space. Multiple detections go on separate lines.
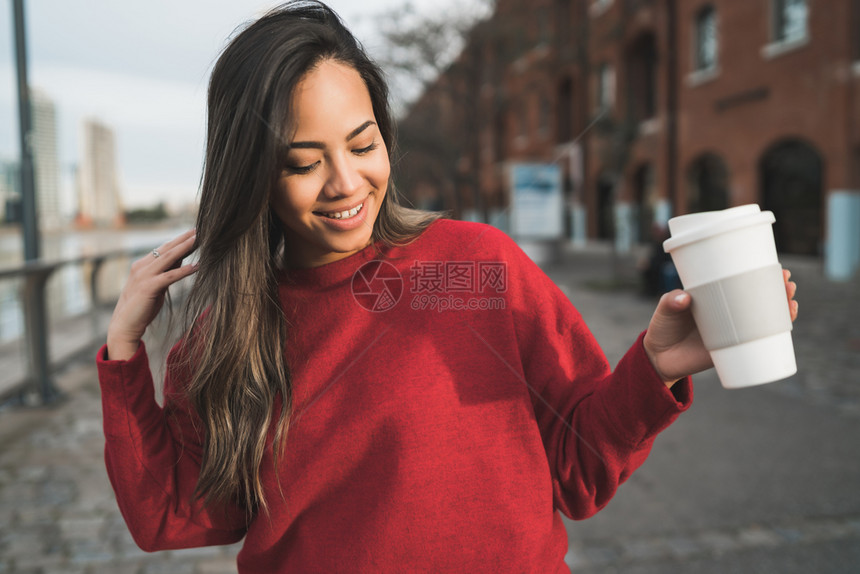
545, 248, 860, 573
0, 246, 857, 573
0, 361, 243, 574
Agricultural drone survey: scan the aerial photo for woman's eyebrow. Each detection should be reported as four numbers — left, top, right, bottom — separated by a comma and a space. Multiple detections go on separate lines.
346, 120, 375, 141
289, 120, 377, 150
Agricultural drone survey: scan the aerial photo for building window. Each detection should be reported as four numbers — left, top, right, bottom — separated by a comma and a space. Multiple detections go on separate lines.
762, 0, 809, 59
597, 63, 614, 112
773, 0, 808, 43
627, 34, 658, 121
695, 6, 718, 71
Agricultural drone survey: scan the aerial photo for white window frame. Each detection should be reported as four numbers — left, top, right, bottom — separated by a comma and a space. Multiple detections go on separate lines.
687, 4, 721, 87
694, 5, 719, 72
762, 0, 810, 60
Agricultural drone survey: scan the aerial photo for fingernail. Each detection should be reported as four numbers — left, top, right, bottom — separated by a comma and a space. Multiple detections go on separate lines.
674, 293, 687, 305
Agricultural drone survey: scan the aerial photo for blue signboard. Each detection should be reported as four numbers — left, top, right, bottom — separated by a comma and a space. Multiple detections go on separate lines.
509, 163, 563, 239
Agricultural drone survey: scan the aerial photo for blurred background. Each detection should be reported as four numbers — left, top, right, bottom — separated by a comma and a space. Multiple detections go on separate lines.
0, 0, 858, 572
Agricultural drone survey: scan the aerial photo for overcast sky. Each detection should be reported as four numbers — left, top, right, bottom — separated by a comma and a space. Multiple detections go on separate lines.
0, 0, 447, 210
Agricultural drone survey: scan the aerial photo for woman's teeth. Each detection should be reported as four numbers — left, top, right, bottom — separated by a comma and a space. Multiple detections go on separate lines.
322, 203, 363, 220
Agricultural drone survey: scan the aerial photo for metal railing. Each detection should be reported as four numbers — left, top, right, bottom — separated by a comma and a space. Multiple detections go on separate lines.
0, 247, 153, 407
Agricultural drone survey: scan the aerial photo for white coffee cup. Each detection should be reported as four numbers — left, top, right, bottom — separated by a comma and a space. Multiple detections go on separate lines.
663, 204, 796, 388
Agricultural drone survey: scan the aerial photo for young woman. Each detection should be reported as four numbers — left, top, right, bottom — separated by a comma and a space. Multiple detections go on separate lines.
98, 2, 799, 571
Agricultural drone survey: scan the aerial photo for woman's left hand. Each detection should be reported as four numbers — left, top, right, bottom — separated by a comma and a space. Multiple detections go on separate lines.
643, 269, 799, 387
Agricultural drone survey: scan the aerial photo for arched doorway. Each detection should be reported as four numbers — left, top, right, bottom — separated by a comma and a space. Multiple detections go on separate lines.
759, 139, 823, 255
687, 153, 729, 213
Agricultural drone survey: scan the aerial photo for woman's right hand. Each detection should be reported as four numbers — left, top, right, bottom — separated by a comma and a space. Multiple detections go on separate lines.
106, 229, 198, 361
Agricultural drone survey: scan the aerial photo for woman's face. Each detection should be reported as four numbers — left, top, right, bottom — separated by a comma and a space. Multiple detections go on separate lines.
272, 59, 390, 268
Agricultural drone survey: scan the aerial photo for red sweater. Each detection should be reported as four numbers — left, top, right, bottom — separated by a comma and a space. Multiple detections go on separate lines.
97, 219, 692, 572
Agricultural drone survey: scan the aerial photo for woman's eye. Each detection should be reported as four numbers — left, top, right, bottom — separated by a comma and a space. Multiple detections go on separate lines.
353, 142, 379, 155
285, 161, 319, 175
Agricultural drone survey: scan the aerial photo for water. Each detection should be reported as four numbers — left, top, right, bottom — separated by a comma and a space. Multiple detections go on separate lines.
0, 225, 188, 342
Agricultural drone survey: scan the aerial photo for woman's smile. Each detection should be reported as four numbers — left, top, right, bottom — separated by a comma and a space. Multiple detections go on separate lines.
315, 200, 365, 220
314, 199, 369, 231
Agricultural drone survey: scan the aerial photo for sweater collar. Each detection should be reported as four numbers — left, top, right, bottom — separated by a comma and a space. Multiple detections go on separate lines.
278, 240, 391, 290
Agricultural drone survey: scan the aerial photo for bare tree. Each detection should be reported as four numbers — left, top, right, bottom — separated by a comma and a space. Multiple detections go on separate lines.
372, 1, 495, 112
368, 1, 519, 217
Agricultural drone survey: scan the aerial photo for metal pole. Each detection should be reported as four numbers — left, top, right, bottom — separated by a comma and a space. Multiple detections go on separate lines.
23, 269, 59, 404
13, 0, 58, 404
13, 0, 40, 260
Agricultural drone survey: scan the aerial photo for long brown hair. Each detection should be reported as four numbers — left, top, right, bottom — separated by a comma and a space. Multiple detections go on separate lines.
181, 1, 441, 515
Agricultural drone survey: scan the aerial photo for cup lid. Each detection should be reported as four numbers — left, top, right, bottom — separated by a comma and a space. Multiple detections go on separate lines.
663, 204, 775, 252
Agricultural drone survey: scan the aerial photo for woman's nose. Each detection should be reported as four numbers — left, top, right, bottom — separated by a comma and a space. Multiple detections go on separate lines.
325, 155, 361, 197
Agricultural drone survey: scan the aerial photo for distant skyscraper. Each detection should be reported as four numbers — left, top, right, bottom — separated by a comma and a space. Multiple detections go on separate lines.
0, 160, 21, 223
30, 89, 62, 230
77, 118, 124, 227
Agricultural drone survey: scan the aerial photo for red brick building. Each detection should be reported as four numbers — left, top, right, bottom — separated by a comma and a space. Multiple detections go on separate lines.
676, 0, 860, 257
398, 0, 860, 262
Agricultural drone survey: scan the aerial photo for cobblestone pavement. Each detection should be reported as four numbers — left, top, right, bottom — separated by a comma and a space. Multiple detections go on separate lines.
0, 246, 857, 573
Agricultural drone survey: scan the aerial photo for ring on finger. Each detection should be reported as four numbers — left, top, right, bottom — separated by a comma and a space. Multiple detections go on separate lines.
151, 249, 160, 258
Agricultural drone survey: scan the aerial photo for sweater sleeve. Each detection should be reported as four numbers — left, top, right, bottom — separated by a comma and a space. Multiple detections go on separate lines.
97, 341, 248, 551
500, 235, 693, 520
